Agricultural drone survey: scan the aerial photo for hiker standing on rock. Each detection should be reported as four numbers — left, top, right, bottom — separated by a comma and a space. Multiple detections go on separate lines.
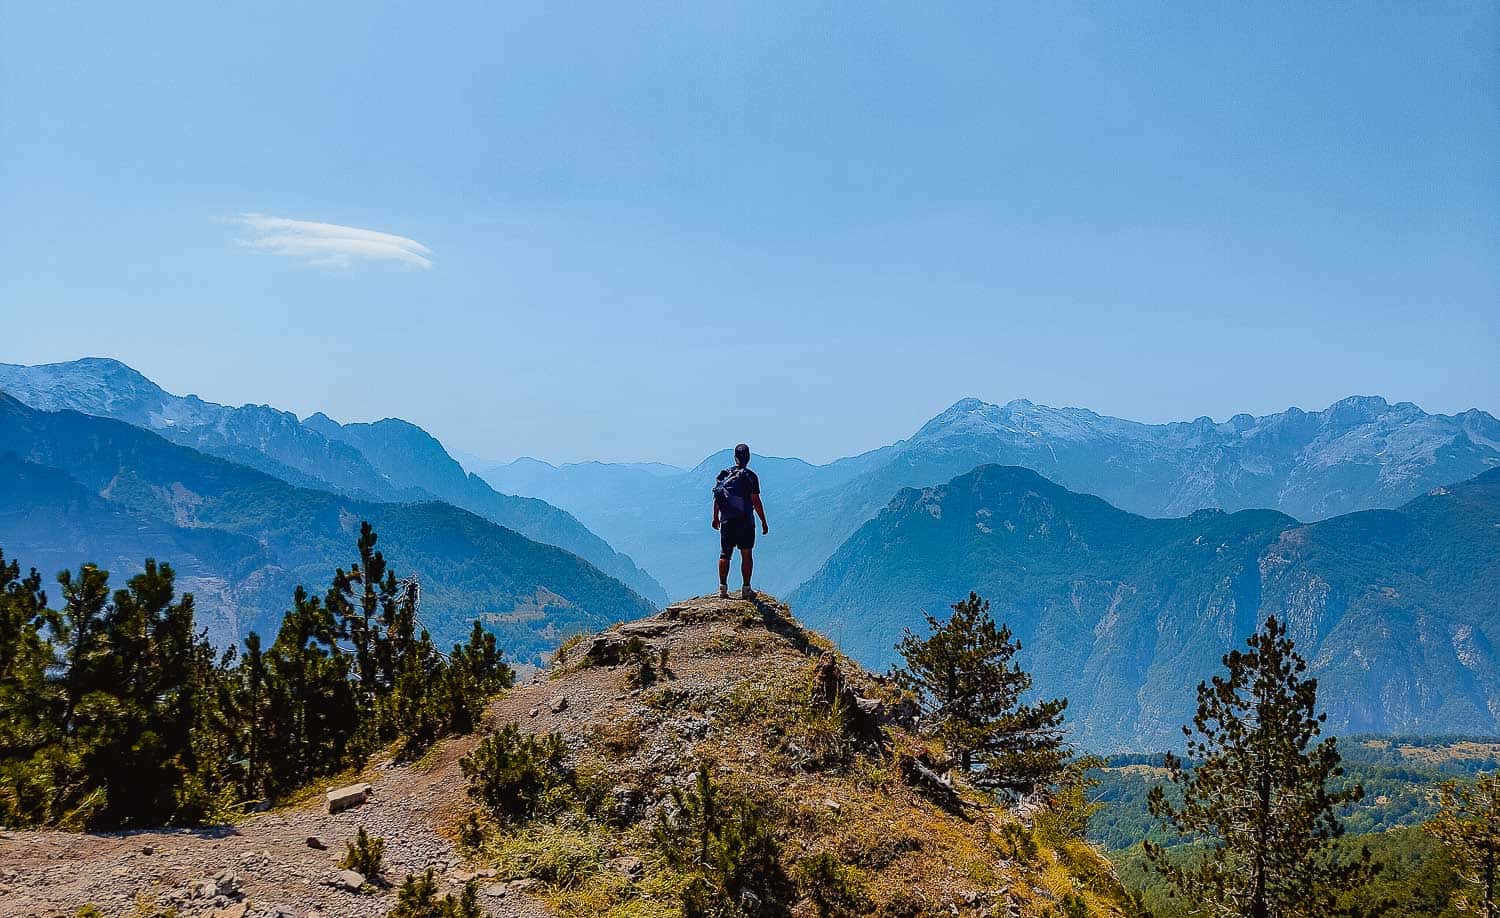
712, 443, 768, 599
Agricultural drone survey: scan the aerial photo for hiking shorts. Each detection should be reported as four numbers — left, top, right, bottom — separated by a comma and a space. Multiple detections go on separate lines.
719, 515, 756, 559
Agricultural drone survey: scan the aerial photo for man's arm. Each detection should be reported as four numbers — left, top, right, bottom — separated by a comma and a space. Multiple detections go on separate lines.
751, 492, 768, 534
712, 496, 721, 530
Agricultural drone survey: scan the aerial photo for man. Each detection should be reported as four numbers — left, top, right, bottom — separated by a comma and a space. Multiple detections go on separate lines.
712, 443, 769, 599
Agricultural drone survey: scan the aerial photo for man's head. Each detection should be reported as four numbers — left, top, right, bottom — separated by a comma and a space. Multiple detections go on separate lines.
734, 443, 750, 467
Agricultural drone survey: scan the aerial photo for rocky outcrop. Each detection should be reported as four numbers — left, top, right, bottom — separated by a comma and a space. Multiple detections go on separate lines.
0, 593, 1132, 917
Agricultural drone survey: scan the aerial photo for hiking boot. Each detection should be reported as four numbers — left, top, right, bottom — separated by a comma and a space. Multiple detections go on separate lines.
718, 584, 729, 599
741, 586, 756, 600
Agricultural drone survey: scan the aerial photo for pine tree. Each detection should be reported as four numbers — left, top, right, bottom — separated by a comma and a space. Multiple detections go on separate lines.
327, 521, 388, 711
892, 592, 1069, 793
441, 621, 515, 735
1145, 616, 1378, 917
390, 628, 446, 754
651, 763, 790, 915
261, 586, 358, 795
1426, 773, 1500, 917
0, 550, 64, 826
235, 632, 269, 799
1, 525, 515, 830
37, 560, 225, 826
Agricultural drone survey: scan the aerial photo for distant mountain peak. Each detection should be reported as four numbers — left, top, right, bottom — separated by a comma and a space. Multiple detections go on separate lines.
946, 396, 991, 412
1330, 394, 1391, 411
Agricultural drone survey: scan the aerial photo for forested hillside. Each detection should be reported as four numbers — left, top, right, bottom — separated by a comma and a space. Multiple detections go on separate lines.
0, 358, 667, 604
791, 464, 1500, 749
0, 394, 653, 659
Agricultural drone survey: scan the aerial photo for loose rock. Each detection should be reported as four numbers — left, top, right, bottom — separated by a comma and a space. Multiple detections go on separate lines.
325, 782, 372, 814
332, 869, 366, 892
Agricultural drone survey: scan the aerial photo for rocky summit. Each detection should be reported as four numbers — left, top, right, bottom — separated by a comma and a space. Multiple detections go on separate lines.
0, 594, 1131, 917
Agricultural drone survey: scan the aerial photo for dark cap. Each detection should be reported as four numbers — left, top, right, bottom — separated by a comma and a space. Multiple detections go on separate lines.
734, 443, 750, 465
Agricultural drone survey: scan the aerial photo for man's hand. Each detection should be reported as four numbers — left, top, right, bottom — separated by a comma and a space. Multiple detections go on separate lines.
711, 517, 721, 530
761, 521, 769, 535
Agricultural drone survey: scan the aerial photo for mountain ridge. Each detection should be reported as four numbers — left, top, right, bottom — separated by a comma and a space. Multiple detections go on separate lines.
0, 392, 655, 660
0, 358, 668, 604
482, 394, 1500, 598
789, 463, 1500, 750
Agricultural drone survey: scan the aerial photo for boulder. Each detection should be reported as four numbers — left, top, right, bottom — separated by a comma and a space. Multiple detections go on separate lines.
325, 782, 372, 814
333, 868, 366, 891
616, 619, 678, 639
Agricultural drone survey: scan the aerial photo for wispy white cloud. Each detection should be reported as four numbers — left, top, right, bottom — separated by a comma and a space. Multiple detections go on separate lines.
232, 213, 434, 269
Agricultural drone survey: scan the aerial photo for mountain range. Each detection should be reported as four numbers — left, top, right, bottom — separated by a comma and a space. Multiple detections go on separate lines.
0, 393, 653, 661
789, 463, 1500, 750
0, 358, 667, 604
483, 396, 1500, 598
3, 357, 1495, 749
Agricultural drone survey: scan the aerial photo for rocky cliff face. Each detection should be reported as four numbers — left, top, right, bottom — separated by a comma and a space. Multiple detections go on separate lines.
791, 465, 1500, 751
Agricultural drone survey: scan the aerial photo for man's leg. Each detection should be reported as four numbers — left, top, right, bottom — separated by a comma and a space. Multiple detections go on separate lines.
741, 547, 753, 591
718, 555, 731, 597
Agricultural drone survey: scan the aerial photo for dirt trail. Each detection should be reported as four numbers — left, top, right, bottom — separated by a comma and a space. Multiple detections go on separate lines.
0, 682, 562, 918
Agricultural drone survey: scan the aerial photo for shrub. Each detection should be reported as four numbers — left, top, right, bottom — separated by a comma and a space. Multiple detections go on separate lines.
457, 811, 486, 849
1054, 892, 1091, 918
339, 825, 386, 878
789, 696, 859, 772
1033, 756, 1104, 845
651, 764, 791, 915
795, 851, 872, 917
389, 869, 482, 918
459, 725, 569, 824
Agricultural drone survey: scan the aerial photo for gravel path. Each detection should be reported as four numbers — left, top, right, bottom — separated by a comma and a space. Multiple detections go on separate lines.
0, 690, 556, 918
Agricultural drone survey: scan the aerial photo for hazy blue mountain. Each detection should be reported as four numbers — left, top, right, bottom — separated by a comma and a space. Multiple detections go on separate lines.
303, 413, 667, 604
0, 394, 654, 661
0, 357, 403, 498
483, 451, 835, 598
0, 358, 667, 605
789, 464, 1500, 751
484, 396, 1500, 598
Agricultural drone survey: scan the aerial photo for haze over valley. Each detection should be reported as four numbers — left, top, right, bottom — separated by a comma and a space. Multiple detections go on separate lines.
2, 357, 1496, 748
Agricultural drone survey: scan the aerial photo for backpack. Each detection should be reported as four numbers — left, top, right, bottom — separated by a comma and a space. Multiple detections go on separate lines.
713, 467, 754, 519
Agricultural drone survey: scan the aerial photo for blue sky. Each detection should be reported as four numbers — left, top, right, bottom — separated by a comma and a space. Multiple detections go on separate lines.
2, 2, 1495, 465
